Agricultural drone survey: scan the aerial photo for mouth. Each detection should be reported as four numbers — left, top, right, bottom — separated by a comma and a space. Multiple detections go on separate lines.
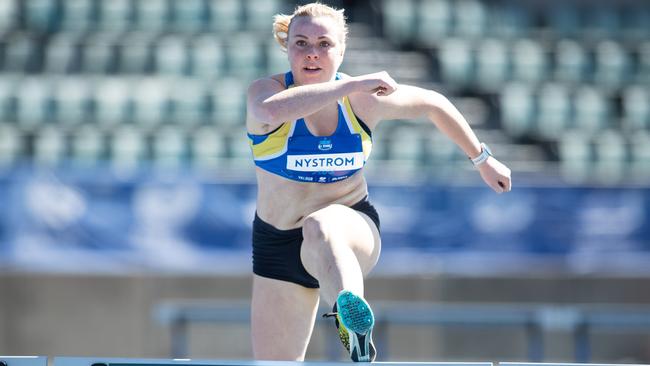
303, 66, 322, 73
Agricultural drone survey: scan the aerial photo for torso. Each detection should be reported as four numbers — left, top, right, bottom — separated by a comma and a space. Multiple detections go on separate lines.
250, 73, 376, 230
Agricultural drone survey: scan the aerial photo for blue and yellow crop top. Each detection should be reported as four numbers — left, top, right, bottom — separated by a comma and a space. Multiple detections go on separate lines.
248, 72, 373, 183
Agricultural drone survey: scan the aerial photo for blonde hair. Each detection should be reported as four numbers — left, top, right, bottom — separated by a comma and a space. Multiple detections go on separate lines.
272, 2, 348, 51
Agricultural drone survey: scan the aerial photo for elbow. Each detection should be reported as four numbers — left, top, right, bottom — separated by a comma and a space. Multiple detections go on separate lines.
425, 90, 453, 119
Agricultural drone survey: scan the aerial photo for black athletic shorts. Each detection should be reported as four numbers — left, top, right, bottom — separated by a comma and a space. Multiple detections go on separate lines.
252, 197, 380, 288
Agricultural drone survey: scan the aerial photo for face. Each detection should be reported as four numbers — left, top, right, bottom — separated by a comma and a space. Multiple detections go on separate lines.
287, 16, 345, 85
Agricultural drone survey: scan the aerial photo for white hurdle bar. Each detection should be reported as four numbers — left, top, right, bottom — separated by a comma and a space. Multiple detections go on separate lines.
54, 357, 494, 366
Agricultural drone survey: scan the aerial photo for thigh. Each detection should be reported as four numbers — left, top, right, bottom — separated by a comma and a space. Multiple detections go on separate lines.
306, 204, 382, 276
251, 274, 320, 361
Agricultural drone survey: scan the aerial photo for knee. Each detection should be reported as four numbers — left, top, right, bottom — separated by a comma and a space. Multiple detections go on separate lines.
302, 213, 328, 246
302, 206, 342, 250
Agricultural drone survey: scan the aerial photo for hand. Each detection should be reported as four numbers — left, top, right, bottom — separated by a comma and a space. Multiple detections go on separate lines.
477, 157, 512, 193
351, 71, 398, 96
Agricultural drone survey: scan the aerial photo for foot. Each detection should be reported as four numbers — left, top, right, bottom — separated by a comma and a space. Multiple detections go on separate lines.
325, 290, 376, 362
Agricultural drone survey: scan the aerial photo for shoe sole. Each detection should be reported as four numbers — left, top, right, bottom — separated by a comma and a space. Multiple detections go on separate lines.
336, 291, 375, 362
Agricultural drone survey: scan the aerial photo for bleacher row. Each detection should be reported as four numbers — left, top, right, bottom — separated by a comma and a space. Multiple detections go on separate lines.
382, 0, 650, 43
0, 0, 649, 182
0, 0, 285, 34
379, 0, 650, 182
434, 38, 650, 91
0, 31, 288, 78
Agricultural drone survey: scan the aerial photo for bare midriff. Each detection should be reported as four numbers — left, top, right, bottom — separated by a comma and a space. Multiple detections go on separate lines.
254, 166, 368, 230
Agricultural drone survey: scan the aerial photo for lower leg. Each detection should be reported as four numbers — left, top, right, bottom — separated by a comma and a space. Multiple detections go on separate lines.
300, 217, 364, 307
251, 275, 319, 360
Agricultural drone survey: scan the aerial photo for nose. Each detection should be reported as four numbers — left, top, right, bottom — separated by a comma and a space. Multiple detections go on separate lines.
305, 46, 319, 60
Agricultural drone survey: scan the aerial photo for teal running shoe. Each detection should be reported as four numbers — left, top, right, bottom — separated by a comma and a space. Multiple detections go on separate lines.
323, 290, 376, 362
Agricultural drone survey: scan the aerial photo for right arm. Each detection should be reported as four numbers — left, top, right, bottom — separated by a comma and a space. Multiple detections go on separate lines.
246, 72, 398, 134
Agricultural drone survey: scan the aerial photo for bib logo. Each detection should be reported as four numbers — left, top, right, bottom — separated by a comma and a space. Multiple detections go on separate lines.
318, 138, 333, 151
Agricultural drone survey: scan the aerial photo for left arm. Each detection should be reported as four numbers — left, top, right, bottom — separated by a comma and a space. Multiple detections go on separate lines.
351, 83, 512, 193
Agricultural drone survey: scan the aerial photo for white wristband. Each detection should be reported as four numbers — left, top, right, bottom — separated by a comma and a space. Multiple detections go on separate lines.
470, 143, 492, 166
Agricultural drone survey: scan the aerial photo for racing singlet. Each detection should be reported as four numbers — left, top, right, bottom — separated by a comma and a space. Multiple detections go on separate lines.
248, 72, 373, 183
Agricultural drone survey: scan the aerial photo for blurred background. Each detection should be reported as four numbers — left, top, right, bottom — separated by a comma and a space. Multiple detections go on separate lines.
0, 0, 649, 363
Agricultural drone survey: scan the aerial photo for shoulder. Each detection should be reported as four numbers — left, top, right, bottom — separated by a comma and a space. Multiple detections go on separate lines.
246, 74, 286, 135
247, 73, 285, 96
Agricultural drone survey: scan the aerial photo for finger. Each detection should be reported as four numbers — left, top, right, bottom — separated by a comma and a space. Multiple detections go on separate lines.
504, 178, 512, 192
492, 182, 504, 194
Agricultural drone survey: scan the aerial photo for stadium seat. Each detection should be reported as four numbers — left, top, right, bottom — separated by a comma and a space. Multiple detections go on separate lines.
500, 82, 535, 137
545, 2, 580, 38
60, 0, 95, 33
573, 86, 611, 132
584, 4, 620, 39
438, 38, 474, 87
224, 32, 265, 79
4, 34, 39, 73
206, 0, 242, 33
70, 124, 105, 164
152, 125, 188, 167
80, 33, 118, 74
154, 35, 189, 76
594, 40, 631, 89
44, 34, 79, 74
0, 0, 18, 32
490, 1, 531, 38
629, 131, 650, 179
381, 0, 416, 44
97, 0, 133, 33
427, 129, 460, 166
558, 130, 592, 182
535, 83, 571, 139
109, 125, 147, 168
171, 0, 206, 33
210, 78, 246, 126
0, 75, 17, 122
93, 77, 131, 126
265, 40, 288, 74
0, 123, 20, 166
33, 126, 66, 166
131, 77, 170, 126
189, 35, 225, 79
554, 39, 590, 84
244, 0, 282, 33
387, 124, 424, 169
15, 76, 52, 127
133, 0, 169, 33
191, 125, 227, 169
52, 77, 91, 125
225, 128, 254, 167
24, 0, 58, 32
621, 4, 650, 41
637, 41, 650, 84
475, 39, 509, 90
621, 85, 650, 131
169, 78, 209, 126
511, 39, 547, 84
415, 0, 452, 46
119, 32, 155, 74
453, 0, 488, 39
592, 130, 626, 182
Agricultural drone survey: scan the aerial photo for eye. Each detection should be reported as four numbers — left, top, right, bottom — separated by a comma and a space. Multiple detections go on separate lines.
296, 40, 307, 46
320, 41, 331, 48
